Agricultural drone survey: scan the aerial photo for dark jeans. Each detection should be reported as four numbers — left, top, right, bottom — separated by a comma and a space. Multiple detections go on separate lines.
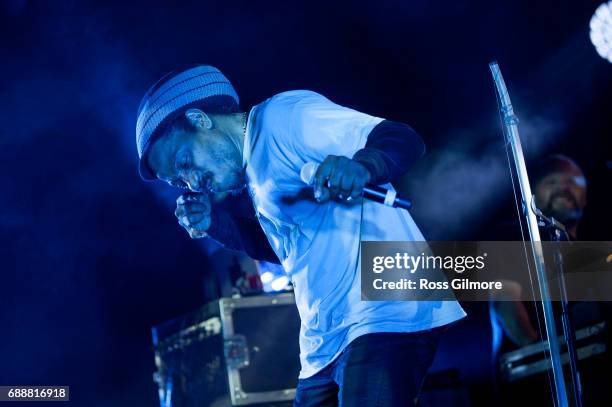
293, 328, 444, 407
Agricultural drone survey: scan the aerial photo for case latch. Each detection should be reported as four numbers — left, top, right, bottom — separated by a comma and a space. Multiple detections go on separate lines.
224, 335, 250, 369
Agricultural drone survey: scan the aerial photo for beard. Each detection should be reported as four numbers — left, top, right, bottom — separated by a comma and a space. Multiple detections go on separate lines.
216, 168, 246, 195
543, 191, 583, 223
225, 185, 247, 196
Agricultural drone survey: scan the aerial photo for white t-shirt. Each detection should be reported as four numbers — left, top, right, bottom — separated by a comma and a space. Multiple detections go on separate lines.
243, 90, 466, 379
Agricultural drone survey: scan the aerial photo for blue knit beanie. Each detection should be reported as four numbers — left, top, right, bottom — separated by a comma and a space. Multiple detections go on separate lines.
135, 65, 240, 180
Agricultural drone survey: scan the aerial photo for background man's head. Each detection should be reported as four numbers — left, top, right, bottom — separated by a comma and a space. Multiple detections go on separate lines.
533, 155, 587, 227
135, 65, 245, 193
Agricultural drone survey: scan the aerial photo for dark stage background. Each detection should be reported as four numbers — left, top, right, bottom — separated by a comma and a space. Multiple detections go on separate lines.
1, 1, 610, 406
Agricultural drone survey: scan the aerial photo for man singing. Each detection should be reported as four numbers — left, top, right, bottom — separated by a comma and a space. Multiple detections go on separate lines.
135, 65, 465, 406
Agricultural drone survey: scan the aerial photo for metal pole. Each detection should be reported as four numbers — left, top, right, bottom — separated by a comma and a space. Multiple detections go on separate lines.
549, 227, 582, 406
489, 61, 569, 407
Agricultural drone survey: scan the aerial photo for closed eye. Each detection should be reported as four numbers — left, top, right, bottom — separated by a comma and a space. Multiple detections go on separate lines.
175, 150, 192, 172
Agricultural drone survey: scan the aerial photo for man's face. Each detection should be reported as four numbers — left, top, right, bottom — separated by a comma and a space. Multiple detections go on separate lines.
534, 169, 587, 223
147, 125, 245, 193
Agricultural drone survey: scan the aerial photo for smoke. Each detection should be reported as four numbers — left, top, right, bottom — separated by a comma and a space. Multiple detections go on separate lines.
405, 111, 568, 239
402, 23, 605, 240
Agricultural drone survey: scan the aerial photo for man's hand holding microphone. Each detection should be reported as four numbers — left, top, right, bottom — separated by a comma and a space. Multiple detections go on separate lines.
175, 192, 212, 239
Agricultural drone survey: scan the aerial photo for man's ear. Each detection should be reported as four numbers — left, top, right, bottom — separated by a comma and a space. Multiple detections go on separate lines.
185, 108, 213, 130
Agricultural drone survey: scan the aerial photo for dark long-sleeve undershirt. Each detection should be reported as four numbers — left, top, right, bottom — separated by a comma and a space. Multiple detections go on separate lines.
352, 120, 425, 185
206, 119, 425, 263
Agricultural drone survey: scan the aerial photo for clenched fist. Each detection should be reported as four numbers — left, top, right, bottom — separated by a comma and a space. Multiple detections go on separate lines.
313, 155, 372, 203
175, 192, 212, 239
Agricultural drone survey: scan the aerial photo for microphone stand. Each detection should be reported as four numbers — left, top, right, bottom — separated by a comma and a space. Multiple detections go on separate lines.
534, 204, 583, 406
489, 61, 570, 407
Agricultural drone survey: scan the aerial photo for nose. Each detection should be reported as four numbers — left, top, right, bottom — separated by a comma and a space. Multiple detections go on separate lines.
558, 180, 576, 194
179, 170, 200, 192
182, 170, 212, 192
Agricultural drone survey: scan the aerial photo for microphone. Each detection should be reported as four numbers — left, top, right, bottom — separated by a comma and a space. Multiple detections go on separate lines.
300, 162, 413, 210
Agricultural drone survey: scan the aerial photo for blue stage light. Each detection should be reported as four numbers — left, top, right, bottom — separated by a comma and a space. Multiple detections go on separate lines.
260, 271, 274, 284
270, 276, 290, 292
